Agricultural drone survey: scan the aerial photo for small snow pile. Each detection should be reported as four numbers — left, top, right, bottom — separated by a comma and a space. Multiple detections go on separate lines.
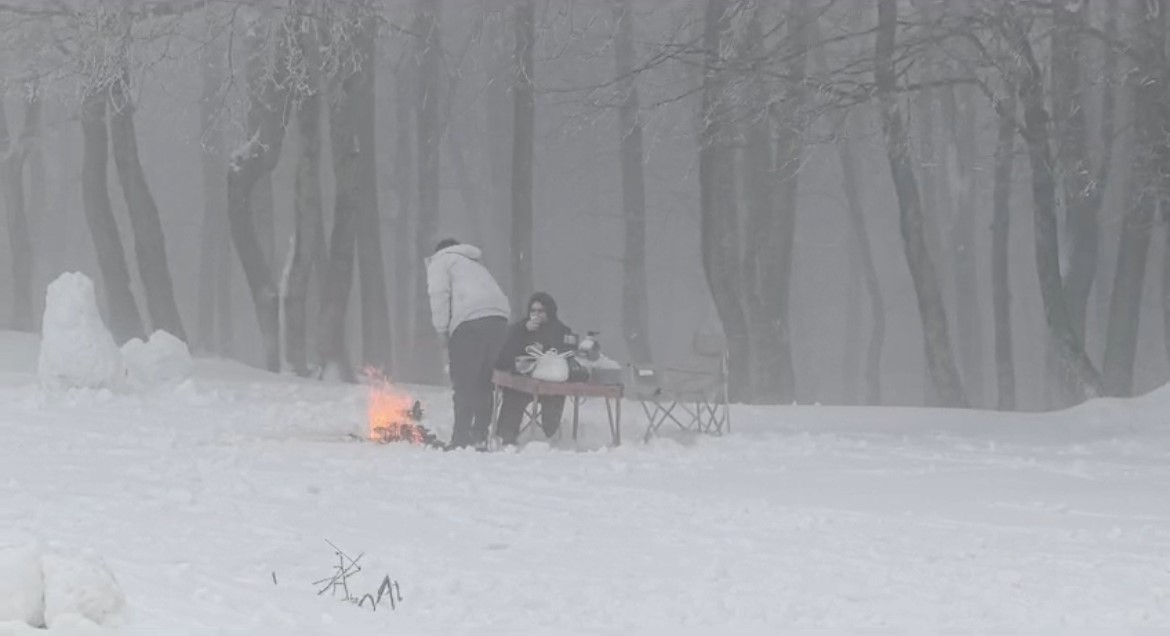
37, 273, 123, 393
0, 542, 45, 627
42, 554, 125, 629
121, 330, 192, 390
0, 542, 125, 631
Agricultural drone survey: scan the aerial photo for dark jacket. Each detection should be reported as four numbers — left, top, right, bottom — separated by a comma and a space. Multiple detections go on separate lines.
494, 295, 575, 372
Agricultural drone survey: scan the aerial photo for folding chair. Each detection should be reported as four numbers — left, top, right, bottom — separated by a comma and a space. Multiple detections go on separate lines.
628, 332, 731, 442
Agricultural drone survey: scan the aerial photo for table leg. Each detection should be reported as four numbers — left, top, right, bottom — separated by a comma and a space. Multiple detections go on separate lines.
615, 396, 622, 446
572, 396, 580, 441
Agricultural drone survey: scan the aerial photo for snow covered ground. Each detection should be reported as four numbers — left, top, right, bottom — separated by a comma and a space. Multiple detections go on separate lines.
2, 328, 1170, 633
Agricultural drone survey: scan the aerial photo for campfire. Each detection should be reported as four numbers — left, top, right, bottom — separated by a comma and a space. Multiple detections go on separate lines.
362, 368, 436, 446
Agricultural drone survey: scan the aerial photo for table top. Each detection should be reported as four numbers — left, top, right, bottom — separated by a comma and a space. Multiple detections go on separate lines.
492, 369, 624, 398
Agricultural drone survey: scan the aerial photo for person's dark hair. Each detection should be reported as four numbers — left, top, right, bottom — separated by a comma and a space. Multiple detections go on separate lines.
528, 291, 558, 320
434, 238, 460, 254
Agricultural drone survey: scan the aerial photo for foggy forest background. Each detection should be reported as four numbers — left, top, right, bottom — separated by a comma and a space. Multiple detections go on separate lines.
0, 0, 1167, 413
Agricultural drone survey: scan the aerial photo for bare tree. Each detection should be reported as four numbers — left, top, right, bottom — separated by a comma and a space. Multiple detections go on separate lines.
0, 88, 39, 332
1001, 10, 1103, 399
990, 89, 1016, 410
411, 0, 444, 383
613, 0, 653, 366
285, 2, 325, 376
81, 77, 144, 344
510, 0, 536, 313
700, 0, 751, 401
109, 26, 187, 342
352, 0, 392, 372
835, 108, 886, 405
197, 36, 233, 355
875, 0, 967, 407
227, 8, 293, 372
1102, 0, 1165, 396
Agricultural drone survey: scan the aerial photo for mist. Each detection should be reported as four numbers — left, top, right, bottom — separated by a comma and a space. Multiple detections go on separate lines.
1, 0, 1166, 412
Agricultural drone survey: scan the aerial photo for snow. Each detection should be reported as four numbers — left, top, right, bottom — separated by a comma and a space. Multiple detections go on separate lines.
1, 328, 1170, 632
121, 331, 192, 391
36, 273, 124, 393
0, 542, 44, 627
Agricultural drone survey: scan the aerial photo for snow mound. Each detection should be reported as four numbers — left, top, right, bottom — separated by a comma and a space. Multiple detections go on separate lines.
0, 542, 45, 627
42, 554, 125, 629
0, 542, 124, 631
37, 273, 123, 393
121, 330, 192, 390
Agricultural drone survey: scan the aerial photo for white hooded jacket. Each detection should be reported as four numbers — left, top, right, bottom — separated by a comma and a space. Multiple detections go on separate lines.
425, 243, 511, 337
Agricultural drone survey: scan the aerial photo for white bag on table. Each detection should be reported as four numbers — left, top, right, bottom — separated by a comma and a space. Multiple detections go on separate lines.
528, 344, 571, 382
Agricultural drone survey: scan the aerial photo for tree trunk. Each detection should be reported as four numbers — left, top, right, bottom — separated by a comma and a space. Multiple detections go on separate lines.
939, 85, 984, 406
411, 0, 444, 384
317, 7, 367, 384
613, 0, 653, 366
875, 0, 967, 407
0, 93, 38, 332
511, 0, 536, 313
760, 1, 808, 404
80, 87, 143, 344
391, 56, 415, 376
1102, 0, 1164, 397
700, 0, 751, 401
227, 12, 291, 372
991, 92, 1017, 411
352, 6, 393, 373
254, 173, 275, 269
835, 108, 886, 406
911, 64, 954, 406
482, 7, 514, 292
286, 8, 325, 377
1011, 24, 1102, 399
109, 73, 187, 342
197, 40, 231, 355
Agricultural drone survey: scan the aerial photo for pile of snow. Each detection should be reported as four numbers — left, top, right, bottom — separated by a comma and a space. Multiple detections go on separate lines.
121, 330, 192, 390
36, 273, 123, 393
0, 542, 123, 630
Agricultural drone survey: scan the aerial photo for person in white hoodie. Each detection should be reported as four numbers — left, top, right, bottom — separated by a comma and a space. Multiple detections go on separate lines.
425, 238, 511, 449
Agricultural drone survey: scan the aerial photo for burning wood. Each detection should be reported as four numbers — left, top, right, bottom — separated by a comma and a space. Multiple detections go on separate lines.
362, 368, 441, 447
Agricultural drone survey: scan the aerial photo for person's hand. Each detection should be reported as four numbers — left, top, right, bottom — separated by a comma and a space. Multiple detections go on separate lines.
525, 317, 540, 332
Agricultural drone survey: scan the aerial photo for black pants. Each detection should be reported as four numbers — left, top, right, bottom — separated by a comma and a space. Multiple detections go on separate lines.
448, 316, 508, 448
496, 389, 566, 445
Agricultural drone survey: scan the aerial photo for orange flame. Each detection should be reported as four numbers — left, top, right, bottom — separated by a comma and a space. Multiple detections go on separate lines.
363, 367, 423, 444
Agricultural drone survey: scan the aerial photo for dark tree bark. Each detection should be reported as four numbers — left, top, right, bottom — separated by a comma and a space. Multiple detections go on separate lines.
835, 108, 886, 406
352, 4, 393, 373
317, 5, 365, 384
700, 0, 751, 401
286, 6, 325, 376
0, 92, 39, 332
390, 53, 415, 376
741, 3, 803, 404
1054, 0, 1117, 346
1009, 21, 1102, 399
510, 0, 536, 313
939, 85, 984, 405
227, 11, 292, 372
109, 70, 187, 342
481, 7, 514, 292
613, 0, 653, 366
411, 0, 444, 384
991, 92, 1017, 411
1103, 0, 1165, 396
80, 86, 143, 344
875, 0, 967, 407
197, 39, 233, 355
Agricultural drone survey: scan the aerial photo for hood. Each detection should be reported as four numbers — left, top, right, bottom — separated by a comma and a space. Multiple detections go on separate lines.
427, 243, 483, 265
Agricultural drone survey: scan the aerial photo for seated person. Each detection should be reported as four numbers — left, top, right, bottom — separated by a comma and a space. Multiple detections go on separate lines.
494, 292, 576, 445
